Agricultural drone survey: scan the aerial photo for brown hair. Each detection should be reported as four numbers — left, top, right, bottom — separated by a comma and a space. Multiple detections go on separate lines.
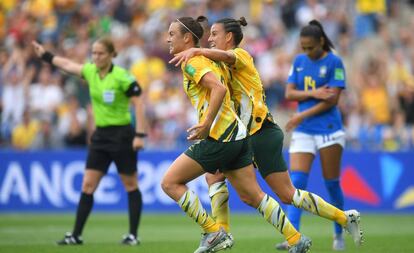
175, 16, 208, 46
95, 37, 117, 57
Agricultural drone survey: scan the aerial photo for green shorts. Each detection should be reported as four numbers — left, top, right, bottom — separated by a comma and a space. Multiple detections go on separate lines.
250, 120, 288, 178
184, 137, 252, 174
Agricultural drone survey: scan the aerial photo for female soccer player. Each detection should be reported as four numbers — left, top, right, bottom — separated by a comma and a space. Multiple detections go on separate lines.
163, 16, 311, 253
169, 18, 363, 252
32, 38, 147, 246
278, 19, 354, 251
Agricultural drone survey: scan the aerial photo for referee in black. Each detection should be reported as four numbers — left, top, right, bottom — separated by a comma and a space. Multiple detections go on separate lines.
32, 38, 147, 246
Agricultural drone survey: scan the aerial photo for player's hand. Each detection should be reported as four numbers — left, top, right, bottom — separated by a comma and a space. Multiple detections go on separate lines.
312, 85, 335, 101
285, 113, 304, 132
186, 122, 210, 140
31, 41, 46, 58
169, 48, 200, 67
132, 136, 144, 151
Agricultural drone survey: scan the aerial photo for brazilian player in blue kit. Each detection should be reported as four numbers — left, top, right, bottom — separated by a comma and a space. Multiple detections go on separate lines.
276, 20, 356, 251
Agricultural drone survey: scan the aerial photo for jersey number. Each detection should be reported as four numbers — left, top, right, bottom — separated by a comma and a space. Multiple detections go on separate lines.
304, 76, 316, 91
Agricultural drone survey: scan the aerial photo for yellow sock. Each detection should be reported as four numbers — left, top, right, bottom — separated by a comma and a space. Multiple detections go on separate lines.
292, 189, 347, 226
209, 181, 230, 232
178, 190, 220, 233
258, 194, 301, 246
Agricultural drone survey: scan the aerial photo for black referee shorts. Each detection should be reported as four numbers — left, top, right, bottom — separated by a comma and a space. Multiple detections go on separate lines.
86, 125, 137, 175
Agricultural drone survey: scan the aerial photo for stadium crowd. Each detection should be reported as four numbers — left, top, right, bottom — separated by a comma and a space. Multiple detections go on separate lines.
1, 0, 414, 151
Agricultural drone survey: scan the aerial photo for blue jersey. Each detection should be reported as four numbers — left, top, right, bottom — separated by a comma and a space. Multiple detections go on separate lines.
287, 52, 346, 134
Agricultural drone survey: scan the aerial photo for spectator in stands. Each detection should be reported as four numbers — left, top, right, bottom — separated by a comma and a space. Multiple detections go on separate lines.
58, 96, 88, 147
32, 113, 63, 149
29, 65, 64, 121
1, 46, 33, 144
354, 0, 387, 40
11, 109, 40, 150
32, 37, 147, 246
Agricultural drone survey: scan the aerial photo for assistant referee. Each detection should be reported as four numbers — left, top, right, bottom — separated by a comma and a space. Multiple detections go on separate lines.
32, 38, 147, 246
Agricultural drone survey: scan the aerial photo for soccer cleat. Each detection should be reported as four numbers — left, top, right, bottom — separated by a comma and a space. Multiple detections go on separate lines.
56, 232, 83, 245
193, 227, 229, 253
288, 235, 312, 253
332, 234, 345, 251
344, 210, 363, 246
210, 233, 234, 252
275, 240, 289, 250
121, 234, 140, 245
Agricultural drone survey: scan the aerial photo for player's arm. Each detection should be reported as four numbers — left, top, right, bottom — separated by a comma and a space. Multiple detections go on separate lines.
187, 72, 227, 140
127, 82, 147, 150
170, 48, 236, 67
300, 87, 342, 118
200, 72, 227, 125
198, 49, 236, 65
32, 41, 83, 77
285, 87, 342, 131
285, 83, 334, 102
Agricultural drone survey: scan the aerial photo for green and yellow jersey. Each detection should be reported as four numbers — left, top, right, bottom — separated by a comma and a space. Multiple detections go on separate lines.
228, 47, 271, 135
182, 55, 246, 142
82, 63, 136, 127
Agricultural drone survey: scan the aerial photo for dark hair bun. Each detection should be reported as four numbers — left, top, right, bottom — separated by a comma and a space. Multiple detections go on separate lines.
239, 17, 248, 26
309, 19, 322, 29
196, 16, 208, 23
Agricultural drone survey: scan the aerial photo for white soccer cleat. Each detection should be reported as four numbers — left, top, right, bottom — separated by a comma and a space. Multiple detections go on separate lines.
288, 235, 312, 253
275, 240, 289, 251
344, 209, 364, 246
121, 233, 140, 245
193, 227, 229, 253
210, 233, 234, 252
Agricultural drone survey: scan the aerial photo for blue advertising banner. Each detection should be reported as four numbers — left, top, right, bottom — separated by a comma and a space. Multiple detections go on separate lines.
0, 150, 413, 212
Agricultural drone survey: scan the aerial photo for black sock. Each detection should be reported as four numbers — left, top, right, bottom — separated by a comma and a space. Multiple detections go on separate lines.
72, 192, 93, 237
128, 189, 142, 237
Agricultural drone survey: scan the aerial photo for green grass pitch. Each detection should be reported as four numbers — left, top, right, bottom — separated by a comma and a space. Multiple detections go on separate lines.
0, 213, 413, 253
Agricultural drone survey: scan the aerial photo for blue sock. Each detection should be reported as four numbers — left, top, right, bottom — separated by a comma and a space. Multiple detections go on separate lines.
324, 178, 344, 235
287, 171, 309, 231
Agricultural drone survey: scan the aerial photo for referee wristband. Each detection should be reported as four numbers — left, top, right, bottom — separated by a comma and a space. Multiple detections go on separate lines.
41, 51, 55, 65
135, 132, 147, 138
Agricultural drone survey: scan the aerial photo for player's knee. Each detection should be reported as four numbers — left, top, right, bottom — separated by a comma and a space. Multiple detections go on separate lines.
123, 181, 138, 192
239, 194, 253, 206
278, 193, 293, 204
161, 177, 176, 195
205, 173, 225, 186
277, 183, 296, 204
238, 193, 261, 207
82, 181, 97, 194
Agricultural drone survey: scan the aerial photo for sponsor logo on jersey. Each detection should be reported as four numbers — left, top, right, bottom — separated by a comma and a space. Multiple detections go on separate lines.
319, 65, 327, 77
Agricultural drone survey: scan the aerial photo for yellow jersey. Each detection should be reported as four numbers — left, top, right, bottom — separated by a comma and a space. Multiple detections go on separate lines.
228, 47, 271, 135
356, 0, 386, 14
182, 55, 246, 142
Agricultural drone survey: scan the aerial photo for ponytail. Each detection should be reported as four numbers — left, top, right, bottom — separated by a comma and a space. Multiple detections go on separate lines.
300, 19, 334, 52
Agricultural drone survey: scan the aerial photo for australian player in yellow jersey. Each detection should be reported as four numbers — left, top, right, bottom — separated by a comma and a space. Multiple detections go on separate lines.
170, 17, 363, 252
162, 16, 312, 253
